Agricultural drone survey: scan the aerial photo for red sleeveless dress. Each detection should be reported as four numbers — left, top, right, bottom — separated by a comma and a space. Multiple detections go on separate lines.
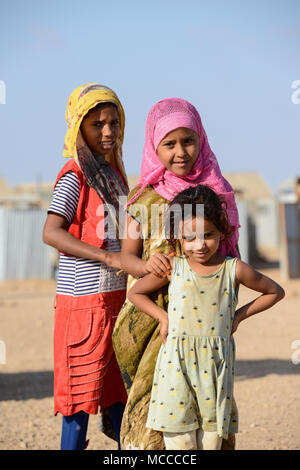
52, 159, 127, 416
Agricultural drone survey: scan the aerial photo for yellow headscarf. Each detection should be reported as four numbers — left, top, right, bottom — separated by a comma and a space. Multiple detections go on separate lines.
63, 83, 128, 185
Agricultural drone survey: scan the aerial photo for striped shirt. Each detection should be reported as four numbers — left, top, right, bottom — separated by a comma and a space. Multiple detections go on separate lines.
48, 171, 127, 296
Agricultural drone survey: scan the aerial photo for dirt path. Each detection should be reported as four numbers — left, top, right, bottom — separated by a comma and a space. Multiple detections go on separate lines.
0, 270, 299, 450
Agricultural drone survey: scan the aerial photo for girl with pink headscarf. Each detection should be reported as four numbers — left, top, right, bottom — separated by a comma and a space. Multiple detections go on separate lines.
112, 98, 240, 450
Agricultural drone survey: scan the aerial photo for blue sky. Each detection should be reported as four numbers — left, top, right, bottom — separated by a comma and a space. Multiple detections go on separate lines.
0, 0, 299, 193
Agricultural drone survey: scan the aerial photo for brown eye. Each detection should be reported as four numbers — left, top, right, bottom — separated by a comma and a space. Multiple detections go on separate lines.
204, 232, 214, 239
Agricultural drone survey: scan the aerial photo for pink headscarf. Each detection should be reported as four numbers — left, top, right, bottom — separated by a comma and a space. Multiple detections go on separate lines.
128, 98, 240, 257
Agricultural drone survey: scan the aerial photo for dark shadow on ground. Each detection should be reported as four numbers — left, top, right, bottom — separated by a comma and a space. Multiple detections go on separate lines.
0, 359, 299, 401
0, 371, 53, 401
235, 359, 300, 381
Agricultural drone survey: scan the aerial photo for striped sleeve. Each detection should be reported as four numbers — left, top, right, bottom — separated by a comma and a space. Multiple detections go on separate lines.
48, 171, 80, 225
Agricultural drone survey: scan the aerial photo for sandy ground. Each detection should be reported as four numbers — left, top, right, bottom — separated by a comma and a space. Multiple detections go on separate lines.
0, 266, 299, 451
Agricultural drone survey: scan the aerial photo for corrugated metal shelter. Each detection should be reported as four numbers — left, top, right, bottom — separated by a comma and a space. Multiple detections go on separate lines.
279, 202, 300, 279
0, 208, 54, 281
278, 177, 300, 278
224, 172, 280, 259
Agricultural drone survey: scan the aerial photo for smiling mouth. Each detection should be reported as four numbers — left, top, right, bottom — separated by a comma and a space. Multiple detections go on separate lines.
173, 160, 190, 165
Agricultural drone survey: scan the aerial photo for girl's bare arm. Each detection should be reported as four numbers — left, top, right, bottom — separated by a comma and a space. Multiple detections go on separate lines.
127, 269, 172, 345
121, 214, 174, 278
120, 215, 147, 277
232, 259, 285, 333
43, 213, 121, 269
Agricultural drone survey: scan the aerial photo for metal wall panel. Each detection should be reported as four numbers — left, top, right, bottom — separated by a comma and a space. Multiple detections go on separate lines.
0, 208, 53, 280
256, 198, 280, 250
279, 202, 300, 279
236, 201, 249, 263
0, 209, 7, 281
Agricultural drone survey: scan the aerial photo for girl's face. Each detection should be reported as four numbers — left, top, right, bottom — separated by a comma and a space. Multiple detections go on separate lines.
80, 103, 120, 157
156, 127, 199, 176
180, 216, 222, 264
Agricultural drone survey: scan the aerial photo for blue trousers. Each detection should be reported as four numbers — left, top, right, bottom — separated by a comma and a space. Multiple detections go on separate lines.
61, 402, 125, 450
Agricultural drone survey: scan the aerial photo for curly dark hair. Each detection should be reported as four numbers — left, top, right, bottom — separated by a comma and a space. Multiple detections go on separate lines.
165, 184, 233, 251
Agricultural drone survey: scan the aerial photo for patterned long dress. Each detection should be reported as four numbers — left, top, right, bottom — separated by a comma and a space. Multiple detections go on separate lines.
112, 186, 236, 450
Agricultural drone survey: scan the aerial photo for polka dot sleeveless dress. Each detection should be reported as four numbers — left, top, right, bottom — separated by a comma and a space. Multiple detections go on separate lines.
146, 256, 239, 439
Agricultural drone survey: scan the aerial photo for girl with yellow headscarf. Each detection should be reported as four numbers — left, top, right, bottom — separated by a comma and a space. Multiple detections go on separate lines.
43, 83, 129, 450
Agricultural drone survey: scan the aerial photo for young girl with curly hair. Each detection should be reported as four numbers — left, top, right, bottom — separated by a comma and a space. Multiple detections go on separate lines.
128, 185, 284, 450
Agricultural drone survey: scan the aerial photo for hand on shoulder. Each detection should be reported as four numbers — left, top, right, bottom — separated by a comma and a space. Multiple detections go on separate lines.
144, 251, 176, 278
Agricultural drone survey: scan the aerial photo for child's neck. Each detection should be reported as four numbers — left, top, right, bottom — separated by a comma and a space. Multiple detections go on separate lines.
185, 252, 225, 275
